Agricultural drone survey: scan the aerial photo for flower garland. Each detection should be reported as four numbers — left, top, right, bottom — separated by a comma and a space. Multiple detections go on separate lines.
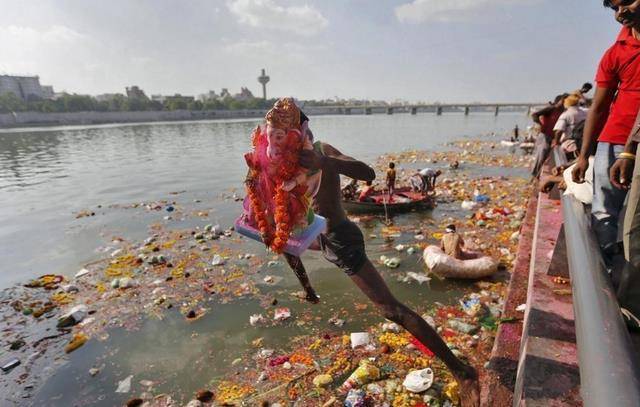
245, 126, 305, 253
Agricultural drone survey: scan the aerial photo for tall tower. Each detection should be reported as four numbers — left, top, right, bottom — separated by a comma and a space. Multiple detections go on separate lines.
257, 68, 270, 100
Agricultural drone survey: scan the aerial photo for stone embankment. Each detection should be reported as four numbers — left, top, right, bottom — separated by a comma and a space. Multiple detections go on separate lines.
482, 175, 582, 406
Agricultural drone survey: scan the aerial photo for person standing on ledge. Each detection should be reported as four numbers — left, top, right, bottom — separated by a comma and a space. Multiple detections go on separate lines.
573, 0, 640, 268
531, 94, 567, 177
280, 107, 479, 406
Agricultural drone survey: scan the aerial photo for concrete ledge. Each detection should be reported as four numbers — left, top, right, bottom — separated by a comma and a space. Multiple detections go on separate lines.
514, 337, 580, 407
482, 192, 538, 407
513, 192, 581, 406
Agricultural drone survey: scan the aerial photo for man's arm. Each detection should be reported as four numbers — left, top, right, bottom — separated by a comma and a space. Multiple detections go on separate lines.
432, 173, 440, 184
552, 115, 566, 147
572, 86, 616, 183
299, 143, 375, 181
553, 130, 564, 147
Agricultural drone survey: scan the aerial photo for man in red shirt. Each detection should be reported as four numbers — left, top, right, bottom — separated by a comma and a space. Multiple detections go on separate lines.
531, 94, 567, 177
573, 0, 640, 262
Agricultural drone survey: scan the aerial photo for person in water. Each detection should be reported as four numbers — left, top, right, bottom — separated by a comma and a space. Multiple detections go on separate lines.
441, 224, 466, 260
278, 107, 479, 406
341, 178, 358, 201
358, 180, 376, 202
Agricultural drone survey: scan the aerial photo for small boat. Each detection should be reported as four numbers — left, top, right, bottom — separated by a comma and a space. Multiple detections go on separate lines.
423, 245, 498, 279
342, 187, 434, 214
519, 141, 535, 153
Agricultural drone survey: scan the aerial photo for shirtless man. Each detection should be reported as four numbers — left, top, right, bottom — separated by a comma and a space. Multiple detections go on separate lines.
284, 142, 480, 406
441, 224, 465, 260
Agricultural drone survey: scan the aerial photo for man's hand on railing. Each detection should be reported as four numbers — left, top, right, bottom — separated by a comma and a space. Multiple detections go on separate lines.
572, 157, 589, 184
610, 158, 634, 190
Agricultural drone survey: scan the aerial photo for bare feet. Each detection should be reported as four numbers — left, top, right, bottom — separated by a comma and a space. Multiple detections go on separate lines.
457, 367, 480, 407
305, 292, 320, 304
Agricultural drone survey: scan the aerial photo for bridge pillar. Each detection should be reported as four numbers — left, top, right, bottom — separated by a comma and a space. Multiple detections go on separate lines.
494, 105, 500, 116
526, 106, 532, 116
365, 107, 371, 115
464, 106, 470, 115
345, 108, 351, 115
411, 107, 417, 115
387, 107, 393, 115
436, 106, 443, 116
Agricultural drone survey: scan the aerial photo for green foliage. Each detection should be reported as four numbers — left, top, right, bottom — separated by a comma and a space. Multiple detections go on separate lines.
165, 98, 188, 111
0, 92, 26, 113
0, 91, 282, 114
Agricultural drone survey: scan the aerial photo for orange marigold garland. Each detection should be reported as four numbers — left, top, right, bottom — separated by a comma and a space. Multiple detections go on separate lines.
245, 126, 306, 253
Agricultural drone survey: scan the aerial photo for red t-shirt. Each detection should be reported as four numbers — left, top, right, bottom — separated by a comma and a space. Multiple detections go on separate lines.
596, 27, 640, 145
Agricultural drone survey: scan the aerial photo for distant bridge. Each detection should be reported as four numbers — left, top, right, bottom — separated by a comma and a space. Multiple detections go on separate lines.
302, 103, 545, 117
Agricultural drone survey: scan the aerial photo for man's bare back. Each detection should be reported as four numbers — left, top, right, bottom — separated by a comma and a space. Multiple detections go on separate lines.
300, 142, 374, 227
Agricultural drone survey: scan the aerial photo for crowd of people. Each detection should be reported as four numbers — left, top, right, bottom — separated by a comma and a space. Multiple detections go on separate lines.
531, 0, 640, 330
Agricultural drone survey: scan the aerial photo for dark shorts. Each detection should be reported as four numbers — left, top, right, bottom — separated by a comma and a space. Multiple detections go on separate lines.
319, 220, 368, 275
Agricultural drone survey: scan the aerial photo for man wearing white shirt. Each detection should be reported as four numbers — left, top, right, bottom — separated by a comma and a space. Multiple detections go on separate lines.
553, 94, 588, 157
414, 168, 442, 193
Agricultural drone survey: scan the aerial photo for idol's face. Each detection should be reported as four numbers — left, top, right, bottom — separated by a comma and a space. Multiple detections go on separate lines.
266, 125, 288, 160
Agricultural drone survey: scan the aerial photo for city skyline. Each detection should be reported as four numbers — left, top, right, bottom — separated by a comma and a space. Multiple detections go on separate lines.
0, 0, 621, 103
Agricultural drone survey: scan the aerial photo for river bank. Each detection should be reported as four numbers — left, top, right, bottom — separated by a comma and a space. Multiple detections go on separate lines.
0, 109, 266, 129
0, 107, 533, 130
1, 135, 534, 406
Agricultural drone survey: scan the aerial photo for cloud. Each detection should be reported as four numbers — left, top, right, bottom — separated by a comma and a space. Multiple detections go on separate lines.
227, 0, 328, 36
223, 39, 325, 63
0, 25, 88, 75
395, 0, 534, 23
0, 24, 85, 46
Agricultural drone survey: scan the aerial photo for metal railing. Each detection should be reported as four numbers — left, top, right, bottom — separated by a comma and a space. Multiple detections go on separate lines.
557, 145, 640, 406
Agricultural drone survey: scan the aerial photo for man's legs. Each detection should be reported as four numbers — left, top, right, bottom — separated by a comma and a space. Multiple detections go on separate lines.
623, 148, 640, 267
531, 133, 551, 178
592, 142, 628, 265
283, 253, 320, 303
410, 176, 421, 192
617, 149, 640, 324
349, 259, 479, 407
420, 175, 429, 193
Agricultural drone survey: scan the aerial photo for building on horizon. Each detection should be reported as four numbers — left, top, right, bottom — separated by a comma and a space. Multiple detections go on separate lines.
41, 85, 55, 99
95, 93, 123, 102
150, 94, 166, 103
0, 75, 55, 101
126, 86, 148, 100
257, 68, 269, 100
219, 88, 232, 100
163, 93, 196, 102
197, 90, 219, 102
234, 87, 254, 102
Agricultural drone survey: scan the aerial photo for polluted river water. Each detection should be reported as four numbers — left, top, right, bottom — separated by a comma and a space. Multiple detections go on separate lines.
0, 114, 533, 406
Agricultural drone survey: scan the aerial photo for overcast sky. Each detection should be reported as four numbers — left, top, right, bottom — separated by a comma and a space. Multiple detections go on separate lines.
0, 0, 621, 103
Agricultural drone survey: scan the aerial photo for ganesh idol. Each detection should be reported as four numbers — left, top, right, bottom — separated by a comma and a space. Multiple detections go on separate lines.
242, 97, 322, 254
